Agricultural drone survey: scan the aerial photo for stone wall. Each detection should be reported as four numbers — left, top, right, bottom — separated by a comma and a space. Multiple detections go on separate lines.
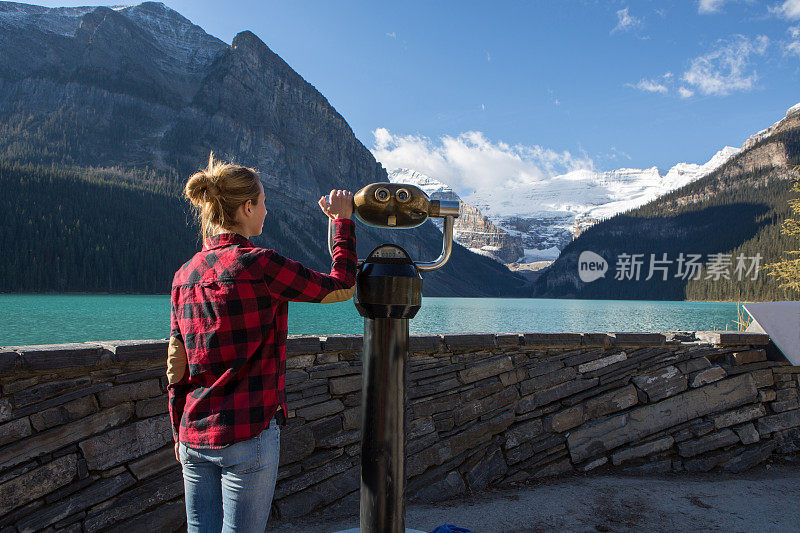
1, 331, 798, 531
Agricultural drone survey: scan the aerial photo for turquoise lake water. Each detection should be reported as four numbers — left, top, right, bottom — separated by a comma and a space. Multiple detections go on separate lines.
0, 294, 743, 346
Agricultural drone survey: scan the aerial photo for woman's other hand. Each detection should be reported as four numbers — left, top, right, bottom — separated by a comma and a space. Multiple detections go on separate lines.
175, 441, 181, 463
318, 189, 353, 220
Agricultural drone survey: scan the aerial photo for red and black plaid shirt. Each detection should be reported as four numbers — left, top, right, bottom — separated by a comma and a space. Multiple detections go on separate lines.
168, 218, 356, 448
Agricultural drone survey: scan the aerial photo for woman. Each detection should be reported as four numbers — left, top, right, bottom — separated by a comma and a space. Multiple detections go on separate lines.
167, 154, 356, 532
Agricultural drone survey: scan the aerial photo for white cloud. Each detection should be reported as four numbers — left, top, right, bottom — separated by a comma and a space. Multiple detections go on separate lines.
754, 34, 770, 53
681, 35, 769, 96
385, 32, 397, 39
699, 0, 755, 14
699, 0, 729, 14
628, 35, 769, 98
625, 72, 675, 95
606, 147, 632, 161
771, 0, 800, 20
786, 25, 800, 56
627, 78, 669, 94
612, 7, 641, 34
370, 128, 594, 195
486, 51, 491, 62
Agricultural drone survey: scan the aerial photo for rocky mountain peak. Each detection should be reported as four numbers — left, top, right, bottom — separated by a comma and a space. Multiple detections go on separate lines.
0, 1, 227, 105
0, 1, 93, 36
124, 2, 179, 18
117, 2, 225, 71
229, 29, 309, 88
0, 2, 225, 65
742, 101, 800, 150
232, 29, 265, 50
230, 30, 282, 69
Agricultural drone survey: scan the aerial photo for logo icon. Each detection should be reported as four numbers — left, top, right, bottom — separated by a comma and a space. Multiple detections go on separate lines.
578, 251, 608, 283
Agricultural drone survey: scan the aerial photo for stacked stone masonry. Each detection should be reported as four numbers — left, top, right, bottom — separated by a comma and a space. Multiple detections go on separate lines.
1, 330, 796, 531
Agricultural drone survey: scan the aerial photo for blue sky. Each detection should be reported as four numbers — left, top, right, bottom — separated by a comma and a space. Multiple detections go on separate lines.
33, 0, 800, 181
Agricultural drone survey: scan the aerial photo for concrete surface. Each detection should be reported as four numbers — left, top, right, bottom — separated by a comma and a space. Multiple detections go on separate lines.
267, 460, 800, 532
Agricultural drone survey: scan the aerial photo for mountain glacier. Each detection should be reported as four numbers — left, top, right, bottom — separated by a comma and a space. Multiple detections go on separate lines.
389, 145, 741, 263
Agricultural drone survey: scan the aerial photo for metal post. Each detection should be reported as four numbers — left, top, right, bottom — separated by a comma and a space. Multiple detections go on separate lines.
328, 186, 458, 533
353, 244, 420, 533
360, 317, 407, 533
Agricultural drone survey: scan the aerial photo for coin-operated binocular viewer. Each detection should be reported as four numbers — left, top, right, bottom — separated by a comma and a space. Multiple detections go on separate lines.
328, 183, 459, 533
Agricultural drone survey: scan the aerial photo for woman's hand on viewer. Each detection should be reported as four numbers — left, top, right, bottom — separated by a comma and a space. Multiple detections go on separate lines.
318, 189, 353, 220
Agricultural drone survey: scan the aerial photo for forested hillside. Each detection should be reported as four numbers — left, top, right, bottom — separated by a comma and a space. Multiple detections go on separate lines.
0, 163, 526, 296
0, 163, 194, 292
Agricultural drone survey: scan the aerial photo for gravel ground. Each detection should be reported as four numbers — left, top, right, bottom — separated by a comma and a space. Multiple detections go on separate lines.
267, 460, 800, 532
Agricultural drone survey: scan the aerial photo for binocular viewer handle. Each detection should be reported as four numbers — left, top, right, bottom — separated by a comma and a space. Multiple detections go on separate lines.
325, 183, 459, 272
414, 213, 456, 271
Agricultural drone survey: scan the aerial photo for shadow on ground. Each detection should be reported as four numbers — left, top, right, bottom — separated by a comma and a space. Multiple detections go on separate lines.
267, 459, 800, 532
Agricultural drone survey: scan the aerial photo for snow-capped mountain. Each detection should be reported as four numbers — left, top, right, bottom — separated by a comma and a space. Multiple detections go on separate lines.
389, 145, 742, 263
388, 168, 458, 199
388, 169, 524, 263
572, 145, 741, 222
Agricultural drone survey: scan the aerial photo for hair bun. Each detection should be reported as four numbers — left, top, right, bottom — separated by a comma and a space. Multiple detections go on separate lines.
183, 152, 261, 239
203, 178, 220, 199
185, 172, 217, 206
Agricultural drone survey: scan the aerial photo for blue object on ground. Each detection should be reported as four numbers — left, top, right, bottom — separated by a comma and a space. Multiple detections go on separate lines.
428, 526, 473, 533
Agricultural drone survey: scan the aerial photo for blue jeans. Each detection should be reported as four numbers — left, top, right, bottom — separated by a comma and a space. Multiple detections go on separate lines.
180, 419, 281, 533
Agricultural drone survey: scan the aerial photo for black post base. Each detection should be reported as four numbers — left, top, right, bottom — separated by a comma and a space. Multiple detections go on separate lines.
360, 317, 407, 533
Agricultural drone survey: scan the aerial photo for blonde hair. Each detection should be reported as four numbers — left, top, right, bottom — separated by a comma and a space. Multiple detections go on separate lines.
184, 153, 261, 240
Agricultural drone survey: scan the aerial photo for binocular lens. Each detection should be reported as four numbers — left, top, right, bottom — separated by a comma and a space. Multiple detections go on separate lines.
396, 189, 409, 202
375, 188, 390, 202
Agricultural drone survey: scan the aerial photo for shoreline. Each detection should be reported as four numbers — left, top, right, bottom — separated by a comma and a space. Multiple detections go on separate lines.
0, 292, 765, 303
